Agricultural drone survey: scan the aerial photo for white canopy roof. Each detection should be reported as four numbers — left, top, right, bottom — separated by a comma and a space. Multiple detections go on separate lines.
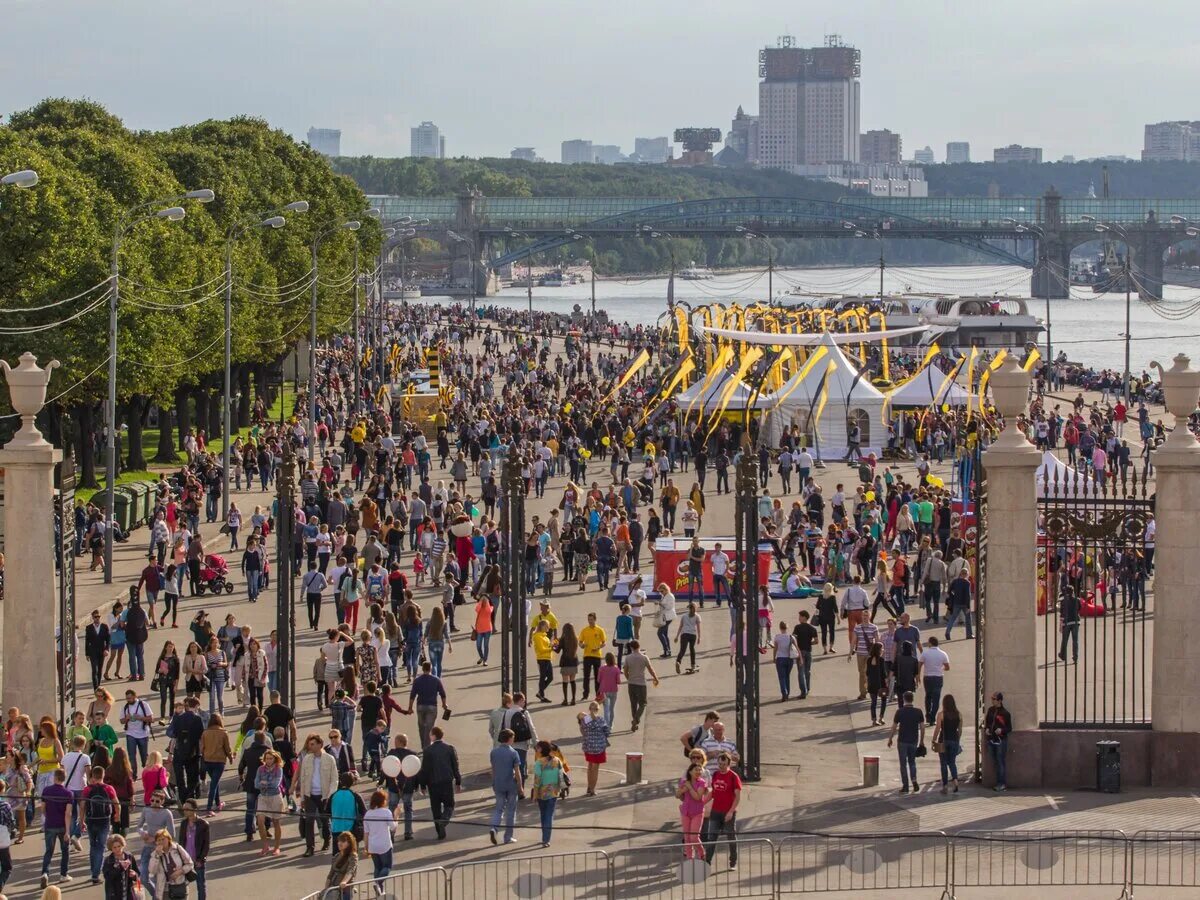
1035, 450, 1102, 497
886, 366, 970, 408
676, 368, 773, 412
768, 331, 887, 406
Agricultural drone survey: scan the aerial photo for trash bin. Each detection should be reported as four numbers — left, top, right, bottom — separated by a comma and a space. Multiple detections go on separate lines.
625, 752, 643, 784
111, 486, 136, 534
1096, 741, 1121, 793
125, 481, 152, 528
862, 756, 880, 787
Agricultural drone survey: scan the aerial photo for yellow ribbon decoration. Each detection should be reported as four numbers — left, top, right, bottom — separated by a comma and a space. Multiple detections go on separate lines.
675, 306, 690, 356
1023, 348, 1042, 372
687, 344, 734, 417
704, 347, 764, 440
811, 358, 838, 430
965, 346, 980, 421
639, 356, 696, 426
598, 348, 650, 407
769, 345, 829, 409
976, 350, 1009, 416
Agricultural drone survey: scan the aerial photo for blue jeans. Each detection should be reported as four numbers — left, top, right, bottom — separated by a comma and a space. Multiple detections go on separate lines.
205, 762, 225, 810
491, 788, 518, 842
88, 822, 110, 878
244, 792, 258, 836
126, 735, 149, 773
923, 676, 943, 723
602, 693, 617, 728
195, 864, 208, 900
403, 630, 422, 677
128, 641, 146, 678
427, 640, 445, 677
268, 670, 278, 693
387, 790, 414, 837
42, 827, 68, 876
775, 657, 794, 699
796, 650, 812, 696
476, 631, 491, 662
372, 849, 393, 884
939, 740, 961, 785
897, 741, 918, 789
712, 574, 728, 606
209, 679, 225, 715
988, 737, 1009, 788
944, 606, 973, 639
246, 570, 261, 601
71, 790, 84, 838
538, 797, 557, 844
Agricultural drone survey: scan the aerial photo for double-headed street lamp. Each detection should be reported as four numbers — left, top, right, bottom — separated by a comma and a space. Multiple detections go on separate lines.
1002, 218, 1053, 363
843, 221, 886, 304
504, 227, 537, 323
106, 188, 215, 580
1, 169, 38, 190
736, 225, 774, 303
308, 219, 362, 462
641, 225, 677, 304
221, 200, 309, 518
1082, 216, 1135, 405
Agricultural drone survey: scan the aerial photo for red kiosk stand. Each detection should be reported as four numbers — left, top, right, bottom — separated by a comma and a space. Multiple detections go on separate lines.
652, 537, 773, 599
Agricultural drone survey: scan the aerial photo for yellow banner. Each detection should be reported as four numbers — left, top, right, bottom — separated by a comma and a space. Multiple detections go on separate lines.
687, 344, 734, 417
1023, 347, 1042, 372
965, 346, 980, 421
639, 356, 696, 426
977, 350, 1009, 415
811, 358, 838, 429
599, 348, 650, 407
770, 345, 829, 410
704, 347, 764, 440
675, 306, 690, 356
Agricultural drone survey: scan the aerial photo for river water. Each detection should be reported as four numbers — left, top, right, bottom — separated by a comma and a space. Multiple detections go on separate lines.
422, 264, 1200, 372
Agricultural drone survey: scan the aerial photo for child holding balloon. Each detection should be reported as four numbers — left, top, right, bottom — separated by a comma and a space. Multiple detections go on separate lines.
381, 734, 421, 841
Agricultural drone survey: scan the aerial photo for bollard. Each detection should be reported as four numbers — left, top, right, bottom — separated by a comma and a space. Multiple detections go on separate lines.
862, 755, 879, 787
625, 752, 644, 784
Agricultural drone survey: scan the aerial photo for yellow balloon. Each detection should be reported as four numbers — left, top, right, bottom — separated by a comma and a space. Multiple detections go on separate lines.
601, 436, 611, 446
926, 474, 937, 485
564, 402, 573, 413
580, 449, 592, 459
865, 491, 875, 501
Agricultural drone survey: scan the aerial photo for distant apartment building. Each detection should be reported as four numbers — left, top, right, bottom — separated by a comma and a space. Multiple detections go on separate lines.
860, 129, 901, 164
793, 162, 928, 197
724, 108, 759, 164
993, 144, 1043, 164
410, 122, 444, 159
945, 141, 970, 164
510, 147, 540, 162
913, 146, 935, 165
307, 127, 341, 157
633, 136, 670, 163
561, 140, 594, 164
593, 144, 624, 165
757, 35, 861, 171
1142, 121, 1200, 161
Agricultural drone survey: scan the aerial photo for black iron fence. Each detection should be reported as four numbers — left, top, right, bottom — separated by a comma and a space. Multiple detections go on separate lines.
300, 830, 1199, 898
1037, 463, 1154, 728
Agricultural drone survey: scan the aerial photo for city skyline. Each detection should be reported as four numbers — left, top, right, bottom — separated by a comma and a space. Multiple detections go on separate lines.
1, 0, 1193, 161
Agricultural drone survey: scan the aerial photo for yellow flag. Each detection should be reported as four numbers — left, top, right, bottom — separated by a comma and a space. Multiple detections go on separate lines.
704, 347, 764, 440
599, 348, 650, 406
675, 306, 690, 355
1023, 347, 1042, 372
965, 346, 980, 420
687, 344, 734, 416
770, 345, 829, 409
639, 356, 696, 426
811, 358, 838, 429
976, 350, 1009, 415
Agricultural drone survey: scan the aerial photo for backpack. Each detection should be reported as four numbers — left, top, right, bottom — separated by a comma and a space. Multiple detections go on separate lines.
509, 709, 532, 743
682, 725, 705, 758
84, 784, 114, 824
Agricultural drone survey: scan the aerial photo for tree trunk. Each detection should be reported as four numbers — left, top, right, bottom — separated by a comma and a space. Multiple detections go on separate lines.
155, 404, 177, 464
193, 388, 209, 438
75, 403, 98, 489
174, 386, 192, 451
126, 395, 147, 471
236, 365, 252, 431
208, 388, 223, 442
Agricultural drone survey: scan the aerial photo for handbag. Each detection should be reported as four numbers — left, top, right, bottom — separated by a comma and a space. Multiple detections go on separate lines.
167, 882, 188, 899
915, 744, 928, 758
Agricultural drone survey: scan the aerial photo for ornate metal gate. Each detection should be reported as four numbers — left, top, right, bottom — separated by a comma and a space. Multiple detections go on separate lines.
971, 456, 988, 780
56, 453, 77, 728
1038, 465, 1153, 727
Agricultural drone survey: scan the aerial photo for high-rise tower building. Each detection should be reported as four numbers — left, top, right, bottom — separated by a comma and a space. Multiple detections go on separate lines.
307, 128, 341, 157
757, 34, 861, 170
410, 122, 444, 159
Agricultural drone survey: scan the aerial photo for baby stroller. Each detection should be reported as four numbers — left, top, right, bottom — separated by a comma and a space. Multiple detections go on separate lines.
549, 742, 572, 799
196, 554, 235, 594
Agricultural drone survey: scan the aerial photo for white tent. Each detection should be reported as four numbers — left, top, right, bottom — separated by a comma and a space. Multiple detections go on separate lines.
1035, 450, 1101, 497
760, 332, 887, 458
886, 367, 970, 409
675, 368, 773, 414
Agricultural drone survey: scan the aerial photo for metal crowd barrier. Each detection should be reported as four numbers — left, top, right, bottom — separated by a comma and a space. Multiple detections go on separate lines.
298, 831, 1200, 899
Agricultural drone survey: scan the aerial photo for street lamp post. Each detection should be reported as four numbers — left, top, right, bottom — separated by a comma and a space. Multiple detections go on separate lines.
642, 226, 676, 305
222, 201, 308, 520
1, 169, 38, 190
446, 230, 478, 314
736, 226, 774, 303
106, 188, 214, 581
844, 221, 885, 302
309, 220, 362, 462
1005, 219, 1052, 363
1089, 219, 1135, 406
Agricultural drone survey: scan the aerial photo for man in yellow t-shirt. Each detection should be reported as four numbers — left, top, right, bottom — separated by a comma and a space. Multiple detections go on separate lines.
579, 611, 608, 699
532, 621, 555, 702
528, 600, 559, 644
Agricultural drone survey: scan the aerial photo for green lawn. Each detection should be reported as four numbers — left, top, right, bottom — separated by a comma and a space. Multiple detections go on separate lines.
76, 470, 158, 505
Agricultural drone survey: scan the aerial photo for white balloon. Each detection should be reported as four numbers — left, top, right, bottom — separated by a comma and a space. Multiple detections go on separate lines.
381, 755, 402, 779
400, 754, 421, 778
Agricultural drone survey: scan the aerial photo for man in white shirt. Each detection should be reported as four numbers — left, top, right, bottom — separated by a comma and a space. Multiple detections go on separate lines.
119, 689, 154, 776
61, 735, 91, 849
918, 636, 951, 723
709, 544, 731, 608
796, 448, 814, 484
628, 577, 648, 640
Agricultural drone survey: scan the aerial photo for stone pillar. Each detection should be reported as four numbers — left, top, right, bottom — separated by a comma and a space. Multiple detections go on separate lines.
0, 353, 63, 718
1148, 354, 1200, 784
981, 356, 1043, 787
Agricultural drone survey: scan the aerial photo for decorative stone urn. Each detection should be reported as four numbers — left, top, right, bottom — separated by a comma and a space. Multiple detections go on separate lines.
1150, 353, 1200, 450
0, 352, 58, 449
987, 354, 1033, 450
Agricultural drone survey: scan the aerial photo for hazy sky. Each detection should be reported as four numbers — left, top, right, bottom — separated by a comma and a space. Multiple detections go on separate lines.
2, 0, 1194, 162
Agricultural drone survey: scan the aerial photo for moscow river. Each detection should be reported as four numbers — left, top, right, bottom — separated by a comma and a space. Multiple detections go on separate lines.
427, 264, 1200, 372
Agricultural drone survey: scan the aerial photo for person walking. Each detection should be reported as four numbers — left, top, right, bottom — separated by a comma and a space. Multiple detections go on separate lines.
701, 752, 742, 871
177, 801, 210, 900
296, 733, 337, 857
816, 583, 838, 653
622, 641, 660, 732
198, 714, 232, 816
932, 694, 963, 794
168, 697, 203, 802
362, 790, 396, 891
118, 691, 153, 777
579, 613, 607, 699
865, 642, 891, 726
792, 611, 818, 699
886, 691, 926, 794
849, 615, 880, 701
918, 637, 950, 724
578, 702, 610, 796
1058, 584, 1080, 663
147, 829, 194, 899
85, 610, 110, 693
944, 568, 974, 641
488, 729, 523, 846
82, 765, 119, 885
596, 654, 622, 729
134, 789, 174, 894
253, 750, 285, 856
532, 620, 555, 703
676, 755, 708, 860
324, 832, 358, 900
404, 662, 448, 750
771, 622, 799, 701
531, 741, 564, 847
101, 833, 141, 900
417, 726, 460, 840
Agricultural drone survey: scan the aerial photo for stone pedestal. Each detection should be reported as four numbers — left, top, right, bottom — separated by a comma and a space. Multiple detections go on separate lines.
0, 353, 62, 718
981, 357, 1042, 787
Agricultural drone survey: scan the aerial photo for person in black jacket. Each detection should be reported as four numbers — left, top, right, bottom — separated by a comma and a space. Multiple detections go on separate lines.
85, 609, 111, 691
417, 726, 461, 840
238, 732, 269, 840
178, 800, 210, 899
123, 595, 150, 682
169, 698, 205, 801
101, 832, 141, 900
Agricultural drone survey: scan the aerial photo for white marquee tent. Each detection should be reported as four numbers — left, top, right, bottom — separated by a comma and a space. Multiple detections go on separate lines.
675, 368, 773, 414
761, 332, 886, 458
886, 366, 971, 409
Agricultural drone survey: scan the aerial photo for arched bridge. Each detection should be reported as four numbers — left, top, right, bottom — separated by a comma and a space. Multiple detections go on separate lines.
368, 190, 1200, 299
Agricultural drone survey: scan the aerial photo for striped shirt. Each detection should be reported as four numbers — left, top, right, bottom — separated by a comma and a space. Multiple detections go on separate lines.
853, 622, 880, 656
697, 737, 738, 775
881, 629, 897, 663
